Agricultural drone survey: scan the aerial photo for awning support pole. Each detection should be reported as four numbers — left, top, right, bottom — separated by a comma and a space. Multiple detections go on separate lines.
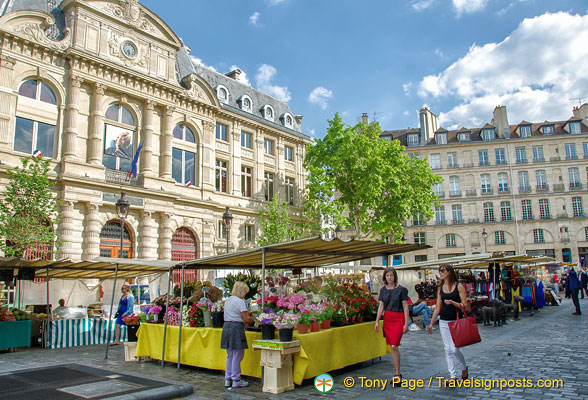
261, 248, 266, 310
46, 268, 51, 349
161, 268, 172, 368
105, 263, 119, 360
177, 262, 185, 370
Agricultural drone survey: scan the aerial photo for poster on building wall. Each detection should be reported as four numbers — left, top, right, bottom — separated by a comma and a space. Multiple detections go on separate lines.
104, 124, 133, 160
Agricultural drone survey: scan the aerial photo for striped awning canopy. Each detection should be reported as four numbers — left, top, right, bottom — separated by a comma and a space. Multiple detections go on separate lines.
177, 237, 430, 270
0, 257, 176, 279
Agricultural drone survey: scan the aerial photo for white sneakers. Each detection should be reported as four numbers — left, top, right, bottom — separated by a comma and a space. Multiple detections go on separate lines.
408, 323, 421, 331
232, 379, 249, 388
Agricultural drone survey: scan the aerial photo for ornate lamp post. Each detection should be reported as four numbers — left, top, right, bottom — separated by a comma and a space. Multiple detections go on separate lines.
482, 228, 488, 254
222, 206, 233, 253
116, 192, 130, 258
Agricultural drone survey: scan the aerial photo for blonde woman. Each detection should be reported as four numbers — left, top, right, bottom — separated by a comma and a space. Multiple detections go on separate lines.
221, 281, 253, 389
111, 284, 134, 345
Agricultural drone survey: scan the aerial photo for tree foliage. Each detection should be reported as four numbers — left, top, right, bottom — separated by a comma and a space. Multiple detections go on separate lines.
303, 113, 442, 241
0, 156, 60, 258
258, 194, 298, 246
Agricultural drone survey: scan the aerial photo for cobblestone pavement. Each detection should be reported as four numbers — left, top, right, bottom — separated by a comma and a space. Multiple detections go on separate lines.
0, 298, 585, 399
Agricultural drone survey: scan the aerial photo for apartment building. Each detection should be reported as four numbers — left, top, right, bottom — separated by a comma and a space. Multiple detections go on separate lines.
381, 104, 588, 265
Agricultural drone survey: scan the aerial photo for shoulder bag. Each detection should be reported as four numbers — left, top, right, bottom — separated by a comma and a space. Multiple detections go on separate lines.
448, 310, 481, 347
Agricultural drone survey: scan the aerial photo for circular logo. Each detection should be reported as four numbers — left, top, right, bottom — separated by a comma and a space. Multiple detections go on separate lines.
314, 373, 334, 393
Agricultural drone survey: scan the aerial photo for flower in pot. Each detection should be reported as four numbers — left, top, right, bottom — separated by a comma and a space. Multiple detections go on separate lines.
256, 309, 278, 339
148, 306, 162, 322
296, 310, 311, 334
273, 312, 300, 341
210, 300, 224, 328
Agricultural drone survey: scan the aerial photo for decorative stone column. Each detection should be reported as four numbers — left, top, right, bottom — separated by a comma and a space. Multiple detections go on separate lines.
62, 74, 83, 160
83, 203, 100, 260
201, 120, 216, 191
160, 105, 174, 179
255, 130, 265, 200
0, 56, 16, 144
158, 212, 172, 260
138, 210, 155, 258
231, 121, 242, 196
88, 83, 106, 165
56, 201, 75, 260
140, 100, 155, 175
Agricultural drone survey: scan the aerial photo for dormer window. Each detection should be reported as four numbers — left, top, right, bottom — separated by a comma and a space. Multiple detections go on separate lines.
519, 125, 531, 138
458, 132, 470, 142
263, 105, 274, 121
282, 113, 294, 129
482, 129, 495, 141
239, 95, 252, 113
542, 125, 555, 135
569, 121, 582, 134
407, 133, 419, 147
216, 85, 229, 104
436, 133, 447, 145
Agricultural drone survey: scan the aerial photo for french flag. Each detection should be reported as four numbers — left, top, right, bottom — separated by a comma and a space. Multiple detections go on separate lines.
33, 149, 42, 159
128, 142, 143, 178
185, 180, 192, 187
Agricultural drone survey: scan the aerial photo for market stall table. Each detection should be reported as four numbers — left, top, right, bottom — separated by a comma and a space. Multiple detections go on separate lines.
45, 318, 127, 349
0, 320, 31, 350
135, 321, 386, 385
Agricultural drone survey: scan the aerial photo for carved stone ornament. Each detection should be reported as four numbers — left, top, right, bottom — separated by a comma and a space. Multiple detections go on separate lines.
108, 33, 148, 68
182, 74, 209, 104
12, 17, 71, 51
103, 0, 160, 37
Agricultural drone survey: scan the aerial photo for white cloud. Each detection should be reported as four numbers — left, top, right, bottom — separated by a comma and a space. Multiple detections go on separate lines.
403, 110, 410, 117
308, 128, 316, 137
308, 86, 333, 110
190, 55, 216, 72
255, 64, 291, 102
229, 65, 250, 86
452, 0, 488, 17
434, 48, 447, 59
411, 0, 435, 12
249, 12, 261, 27
418, 12, 588, 127
266, 0, 287, 5
403, 82, 413, 95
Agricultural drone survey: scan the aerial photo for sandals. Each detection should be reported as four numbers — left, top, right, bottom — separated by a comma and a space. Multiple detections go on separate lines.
461, 367, 468, 380
391, 374, 402, 387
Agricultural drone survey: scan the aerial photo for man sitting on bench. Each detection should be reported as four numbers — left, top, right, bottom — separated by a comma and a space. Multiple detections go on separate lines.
408, 297, 434, 330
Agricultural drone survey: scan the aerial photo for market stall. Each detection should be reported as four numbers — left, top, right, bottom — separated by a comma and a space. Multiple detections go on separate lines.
0, 320, 31, 350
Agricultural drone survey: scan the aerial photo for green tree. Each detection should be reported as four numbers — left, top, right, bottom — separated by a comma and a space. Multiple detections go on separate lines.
0, 156, 60, 258
258, 194, 298, 246
303, 113, 442, 242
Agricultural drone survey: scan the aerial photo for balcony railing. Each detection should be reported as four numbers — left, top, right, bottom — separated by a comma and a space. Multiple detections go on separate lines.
533, 157, 545, 163
481, 188, 493, 194
550, 156, 561, 162
436, 220, 447, 225
448, 163, 459, 169
536, 184, 549, 191
516, 159, 528, 164
498, 186, 510, 193
570, 182, 583, 190
553, 183, 565, 191
452, 219, 464, 225
449, 190, 462, 197
105, 169, 144, 188
519, 185, 531, 193
466, 189, 477, 196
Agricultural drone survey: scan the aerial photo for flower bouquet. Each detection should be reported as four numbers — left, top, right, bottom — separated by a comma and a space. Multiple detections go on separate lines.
122, 314, 140, 325
273, 312, 299, 342
210, 300, 224, 328
148, 305, 162, 322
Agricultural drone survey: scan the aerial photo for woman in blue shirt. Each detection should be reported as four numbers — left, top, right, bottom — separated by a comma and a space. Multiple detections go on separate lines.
111, 284, 134, 345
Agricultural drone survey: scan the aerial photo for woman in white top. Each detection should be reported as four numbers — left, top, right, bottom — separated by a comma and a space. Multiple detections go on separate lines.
220, 281, 253, 389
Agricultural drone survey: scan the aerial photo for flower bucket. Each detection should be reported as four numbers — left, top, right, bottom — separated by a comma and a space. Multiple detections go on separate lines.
310, 321, 320, 332
279, 328, 294, 342
297, 323, 309, 334
153, 314, 159, 322
357, 316, 364, 323
203, 310, 212, 327
320, 320, 331, 329
261, 324, 276, 340
127, 324, 140, 342
211, 312, 224, 328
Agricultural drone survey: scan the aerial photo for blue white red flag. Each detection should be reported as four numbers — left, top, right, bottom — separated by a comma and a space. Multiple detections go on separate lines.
33, 149, 42, 158
185, 180, 192, 187
128, 142, 143, 178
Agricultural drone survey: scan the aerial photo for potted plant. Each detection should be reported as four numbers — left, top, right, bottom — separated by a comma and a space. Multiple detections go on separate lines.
320, 305, 333, 329
122, 314, 140, 341
297, 311, 311, 334
273, 312, 300, 342
210, 300, 224, 328
256, 310, 278, 339
309, 311, 321, 332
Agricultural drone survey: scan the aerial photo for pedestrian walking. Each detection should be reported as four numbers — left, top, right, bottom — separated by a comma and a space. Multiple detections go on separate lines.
579, 267, 588, 299
568, 267, 581, 315
427, 264, 469, 381
111, 284, 134, 345
552, 274, 560, 297
375, 267, 409, 383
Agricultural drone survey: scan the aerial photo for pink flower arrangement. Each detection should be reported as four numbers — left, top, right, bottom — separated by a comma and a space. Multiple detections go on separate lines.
164, 308, 181, 326
276, 294, 307, 310
148, 305, 162, 316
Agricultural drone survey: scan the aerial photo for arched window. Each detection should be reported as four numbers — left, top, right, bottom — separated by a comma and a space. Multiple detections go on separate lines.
171, 227, 199, 283
172, 124, 197, 186
103, 104, 136, 172
216, 85, 229, 104
263, 105, 274, 121
14, 80, 58, 158
99, 220, 133, 258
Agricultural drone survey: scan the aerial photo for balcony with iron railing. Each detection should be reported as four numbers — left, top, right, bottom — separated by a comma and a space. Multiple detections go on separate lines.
533, 157, 545, 163
452, 219, 464, 225
516, 158, 528, 164
448, 163, 459, 169
550, 156, 561, 162
553, 183, 565, 191
570, 182, 583, 190
466, 189, 477, 196
449, 190, 462, 197
498, 186, 510, 193
481, 187, 493, 194
105, 169, 144, 188
519, 185, 531, 193
536, 184, 549, 191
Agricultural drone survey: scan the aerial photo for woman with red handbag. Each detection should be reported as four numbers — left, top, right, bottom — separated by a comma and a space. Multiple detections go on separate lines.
427, 265, 468, 380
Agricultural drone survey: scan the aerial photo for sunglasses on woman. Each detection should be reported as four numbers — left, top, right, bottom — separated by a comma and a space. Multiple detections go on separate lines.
438, 268, 446, 273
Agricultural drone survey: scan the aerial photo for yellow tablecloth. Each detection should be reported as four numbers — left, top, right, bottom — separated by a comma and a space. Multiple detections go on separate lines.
135, 321, 386, 385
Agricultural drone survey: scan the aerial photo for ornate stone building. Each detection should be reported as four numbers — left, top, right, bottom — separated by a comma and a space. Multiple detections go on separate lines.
381, 105, 588, 265
0, 0, 311, 271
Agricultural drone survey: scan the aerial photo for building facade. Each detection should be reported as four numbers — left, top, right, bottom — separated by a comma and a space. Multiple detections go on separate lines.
381, 105, 588, 265
0, 0, 311, 270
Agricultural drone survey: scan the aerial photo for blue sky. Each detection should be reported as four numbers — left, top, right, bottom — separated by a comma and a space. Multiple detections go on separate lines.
142, 0, 588, 138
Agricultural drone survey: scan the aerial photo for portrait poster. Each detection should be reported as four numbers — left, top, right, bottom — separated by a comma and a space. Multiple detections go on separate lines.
104, 124, 134, 160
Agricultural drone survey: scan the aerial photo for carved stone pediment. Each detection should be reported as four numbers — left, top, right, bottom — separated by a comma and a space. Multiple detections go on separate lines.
1, 11, 71, 50
108, 31, 149, 68
182, 73, 214, 105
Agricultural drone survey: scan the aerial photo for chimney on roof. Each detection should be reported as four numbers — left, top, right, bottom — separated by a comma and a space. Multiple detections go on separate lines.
419, 107, 438, 146
573, 104, 588, 120
225, 68, 242, 81
493, 105, 509, 138
362, 113, 369, 124
294, 114, 303, 130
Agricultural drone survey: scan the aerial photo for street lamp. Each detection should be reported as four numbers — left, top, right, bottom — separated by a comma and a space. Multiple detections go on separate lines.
116, 192, 130, 258
222, 206, 233, 253
482, 228, 488, 253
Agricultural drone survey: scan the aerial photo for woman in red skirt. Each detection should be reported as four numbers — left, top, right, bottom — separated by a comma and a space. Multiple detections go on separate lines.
374, 267, 409, 382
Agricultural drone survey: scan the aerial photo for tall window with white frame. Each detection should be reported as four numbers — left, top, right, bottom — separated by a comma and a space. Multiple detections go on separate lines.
218, 221, 227, 240
539, 199, 551, 220
572, 197, 584, 217
518, 171, 530, 191
569, 167, 581, 188
565, 143, 577, 160
241, 131, 252, 149
478, 150, 489, 166
15, 79, 57, 158
433, 182, 443, 197
103, 103, 136, 171
450, 176, 460, 195
172, 124, 197, 186
519, 125, 531, 138
536, 170, 547, 190
407, 133, 419, 147
533, 229, 544, 244
215, 123, 227, 141
498, 173, 509, 193
430, 153, 441, 169
501, 201, 512, 222
495, 148, 506, 165
522, 200, 533, 220
284, 145, 293, 162
584, 143, 588, 159
448, 152, 458, 168
445, 234, 456, 247
215, 160, 228, 192
436, 133, 447, 145
570, 121, 582, 134
481, 174, 492, 194
452, 204, 463, 224
413, 212, 426, 226
532, 145, 544, 162
482, 128, 495, 141
483, 202, 495, 222
244, 224, 254, 242
435, 205, 446, 225
515, 147, 527, 163
241, 166, 252, 197
414, 232, 426, 245
264, 172, 274, 201
264, 139, 274, 156
495, 231, 506, 245
585, 227, 588, 241
285, 177, 295, 206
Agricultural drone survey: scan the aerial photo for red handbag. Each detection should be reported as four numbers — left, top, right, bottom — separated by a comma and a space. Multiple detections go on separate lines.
448, 311, 481, 347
